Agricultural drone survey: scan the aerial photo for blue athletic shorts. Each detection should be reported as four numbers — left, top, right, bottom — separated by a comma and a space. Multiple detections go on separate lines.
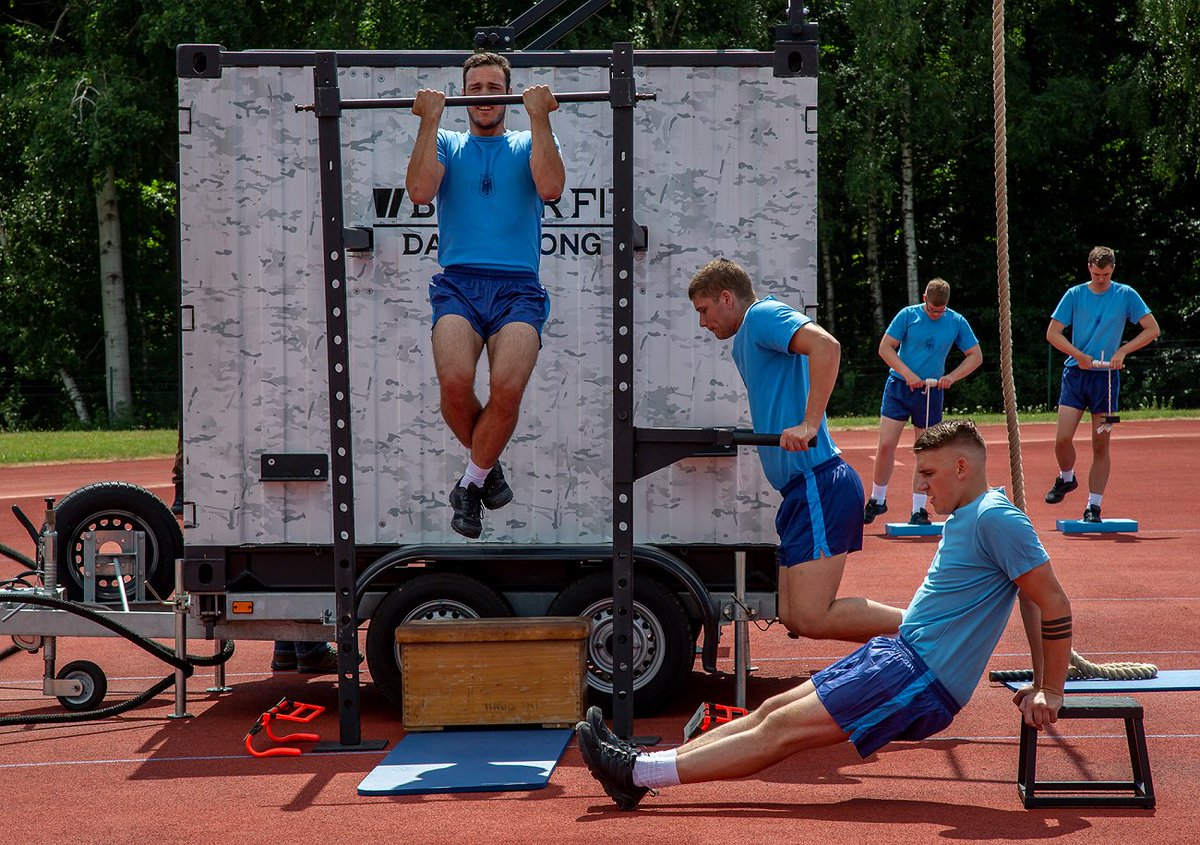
1058, 365, 1120, 415
880, 375, 943, 428
775, 456, 864, 567
813, 636, 960, 758
429, 265, 550, 341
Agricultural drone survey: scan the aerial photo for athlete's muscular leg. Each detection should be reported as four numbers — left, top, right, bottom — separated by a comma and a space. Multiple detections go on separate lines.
1053, 405, 1086, 472
470, 322, 540, 467
674, 684, 848, 783
680, 680, 818, 753
778, 552, 903, 642
1088, 412, 1113, 494
432, 315, 485, 448
908, 424, 926, 493
871, 416, 907, 489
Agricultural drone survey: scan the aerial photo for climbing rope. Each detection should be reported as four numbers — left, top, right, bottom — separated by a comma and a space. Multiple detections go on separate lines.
989, 0, 1155, 683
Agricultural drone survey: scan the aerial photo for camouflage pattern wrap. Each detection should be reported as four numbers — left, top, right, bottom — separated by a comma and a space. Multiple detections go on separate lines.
178, 57, 818, 547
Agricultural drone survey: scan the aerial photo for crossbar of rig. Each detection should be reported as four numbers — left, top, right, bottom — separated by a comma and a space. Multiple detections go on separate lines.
296, 90, 657, 112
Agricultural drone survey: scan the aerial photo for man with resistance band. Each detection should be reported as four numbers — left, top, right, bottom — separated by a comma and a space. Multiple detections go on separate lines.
688, 258, 904, 643
406, 52, 565, 538
864, 277, 982, 526
578, 419, 1073, 810
1044, 246, 1159, 522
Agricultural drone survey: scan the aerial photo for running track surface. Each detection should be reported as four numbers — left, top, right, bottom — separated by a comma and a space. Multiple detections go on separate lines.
0, 419, 1197, 844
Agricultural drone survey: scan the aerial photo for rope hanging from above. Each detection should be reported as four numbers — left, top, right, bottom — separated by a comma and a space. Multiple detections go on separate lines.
987, 0, 1155, 683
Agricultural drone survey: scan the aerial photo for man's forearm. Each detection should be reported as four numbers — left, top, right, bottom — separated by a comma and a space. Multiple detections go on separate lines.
405, 119, 442, 204
528, 114, 564, 200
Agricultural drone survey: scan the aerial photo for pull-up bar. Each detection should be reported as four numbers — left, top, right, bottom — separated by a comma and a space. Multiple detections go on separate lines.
296, 90, 656, 112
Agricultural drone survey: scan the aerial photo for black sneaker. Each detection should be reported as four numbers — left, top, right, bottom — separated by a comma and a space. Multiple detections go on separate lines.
171, 483, 184, 516
1082, 504, 1102, 523
1045, 476, 1078, 504
909, 508, 932, 526
863, 499, 888, 524
576, 721, 648, 811
450, 481, 484, 538
271, 649, 297, 671
586, 705, 640, 754
481, 462, 513, 510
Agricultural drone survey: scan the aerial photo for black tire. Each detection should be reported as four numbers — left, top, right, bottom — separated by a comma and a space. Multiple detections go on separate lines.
365, 572, 512, 713
546, 571, 694, 716
47, 482, 182, 604
56, 659, 107, 711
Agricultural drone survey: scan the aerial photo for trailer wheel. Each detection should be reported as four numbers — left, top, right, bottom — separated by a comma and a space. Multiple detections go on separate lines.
366, 572, 512, 713
47, 482, 182, 604
55, 660, 107, 711
46, 477, 181, 604
546, 571, 694, 716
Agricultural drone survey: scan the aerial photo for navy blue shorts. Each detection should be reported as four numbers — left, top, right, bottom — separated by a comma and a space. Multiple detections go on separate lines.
813, 636, 960, 758
776, 457, 864, 567
1058, 365, 1120, 415
879, 376, 943, 428
429, 266, 550, 341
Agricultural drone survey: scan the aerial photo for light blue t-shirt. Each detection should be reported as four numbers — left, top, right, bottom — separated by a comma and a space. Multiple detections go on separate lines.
899, 488, 1049, 707
1050, 282, 1151, 367
731, 297, 840, 491
884, 305, 979, 380
435, 129, 546, 273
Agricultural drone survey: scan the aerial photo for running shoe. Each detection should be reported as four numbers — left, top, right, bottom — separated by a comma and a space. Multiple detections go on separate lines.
1045, 476, 1078, 504
863, 499, 888, 524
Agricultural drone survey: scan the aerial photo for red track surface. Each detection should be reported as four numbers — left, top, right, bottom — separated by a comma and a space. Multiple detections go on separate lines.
1, 419, 1197, 844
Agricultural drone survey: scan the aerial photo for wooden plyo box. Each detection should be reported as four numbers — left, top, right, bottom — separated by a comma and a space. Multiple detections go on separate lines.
396, 616, 591, 730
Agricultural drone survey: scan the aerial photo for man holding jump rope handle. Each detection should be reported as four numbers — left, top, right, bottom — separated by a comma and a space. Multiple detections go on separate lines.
1044, 246, 1160, 523
864, 278, 982, 527
406, 52, 565, 539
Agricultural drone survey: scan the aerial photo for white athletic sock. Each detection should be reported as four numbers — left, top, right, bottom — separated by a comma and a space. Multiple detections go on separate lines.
460, 459, 491, 488
1060, 469, 1075, 483
632, 749, 680, 789
871, 484, 888, 504
1088, 492, 1103, 507
912, 493, 928, 511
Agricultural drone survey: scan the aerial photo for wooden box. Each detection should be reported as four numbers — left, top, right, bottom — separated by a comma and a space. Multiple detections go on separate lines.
396, 616, 590, 730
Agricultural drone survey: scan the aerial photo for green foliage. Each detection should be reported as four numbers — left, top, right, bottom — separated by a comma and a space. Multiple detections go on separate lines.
0, 0, 1197, 432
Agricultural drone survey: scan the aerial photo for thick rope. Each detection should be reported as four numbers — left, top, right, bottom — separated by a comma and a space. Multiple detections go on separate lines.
989, 0, 1155, 683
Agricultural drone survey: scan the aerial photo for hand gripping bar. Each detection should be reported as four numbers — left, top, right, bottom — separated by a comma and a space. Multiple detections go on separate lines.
296, 90, 657, 112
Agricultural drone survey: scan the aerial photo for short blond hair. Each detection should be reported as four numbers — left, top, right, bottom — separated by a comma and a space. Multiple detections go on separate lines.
924, 278, 951, 307
688, 258, 755, 303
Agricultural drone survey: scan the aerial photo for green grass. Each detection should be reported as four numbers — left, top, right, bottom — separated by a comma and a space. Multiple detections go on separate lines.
827, 407, 1200, 429
0, 429, 177, 465
0, 408, 1195, 465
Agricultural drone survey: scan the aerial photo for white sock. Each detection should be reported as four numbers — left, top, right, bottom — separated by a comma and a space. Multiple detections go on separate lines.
460, 459, 490, 488
871, 484, 888, 503
1088, 492, 1103, 507
632, 749, 680, 789
912, 493, 928, 511
1060, 469, 1075, 483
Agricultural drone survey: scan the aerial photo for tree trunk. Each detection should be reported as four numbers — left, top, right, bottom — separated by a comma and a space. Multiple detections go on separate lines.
900, 117, 919, 303
821, 240, 837, 335
867, 196, 885, 336
818, 198, 836, 334
58, 368, 92, 426
95, 164, 133, 424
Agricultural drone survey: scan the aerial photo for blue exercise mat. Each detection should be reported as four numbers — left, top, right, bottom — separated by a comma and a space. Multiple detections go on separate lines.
1002, 669, 1200, 693
357, 728, 574, 796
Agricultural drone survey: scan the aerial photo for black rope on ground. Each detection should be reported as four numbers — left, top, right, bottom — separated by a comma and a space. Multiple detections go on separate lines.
0, 675, 179, 727
0, 590, 237, 726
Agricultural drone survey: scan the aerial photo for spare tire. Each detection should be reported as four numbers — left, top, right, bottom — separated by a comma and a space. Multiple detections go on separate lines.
46, 482, 182, 604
